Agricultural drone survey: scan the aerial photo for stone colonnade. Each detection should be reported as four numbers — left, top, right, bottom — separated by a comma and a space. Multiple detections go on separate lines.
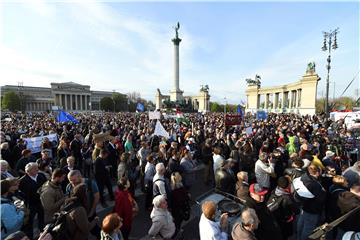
26, 102, 53, 111
245, 72, 320, 115
54, 93, 91, 111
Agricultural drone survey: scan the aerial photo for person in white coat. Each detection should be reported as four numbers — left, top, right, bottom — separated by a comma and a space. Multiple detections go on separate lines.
199, 200, 228, 240
255, 152, 275, 189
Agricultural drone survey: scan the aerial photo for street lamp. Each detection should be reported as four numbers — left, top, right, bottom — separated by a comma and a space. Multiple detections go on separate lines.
322, 28, 339, 118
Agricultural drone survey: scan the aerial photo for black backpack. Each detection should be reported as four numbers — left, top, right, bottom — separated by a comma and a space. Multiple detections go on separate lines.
266, 194, 282, 213
45, 202, 80, 240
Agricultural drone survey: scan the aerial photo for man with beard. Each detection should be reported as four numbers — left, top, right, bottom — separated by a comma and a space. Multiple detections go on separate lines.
39, 169, 67, 224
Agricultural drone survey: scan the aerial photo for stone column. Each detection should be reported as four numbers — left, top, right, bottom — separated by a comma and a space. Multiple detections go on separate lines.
80, 95, 83, 111
75, 95, 80, 110
85, 95, 88, 110
64, 94, 67, 110
88, 95, 91, 111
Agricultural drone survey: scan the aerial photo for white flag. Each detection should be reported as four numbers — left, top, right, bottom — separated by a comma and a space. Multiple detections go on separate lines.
154, 120, 169, 139
149, 111, 161, 120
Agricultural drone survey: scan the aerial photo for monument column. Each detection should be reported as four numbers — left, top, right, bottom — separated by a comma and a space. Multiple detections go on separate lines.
170, 22, 183, 102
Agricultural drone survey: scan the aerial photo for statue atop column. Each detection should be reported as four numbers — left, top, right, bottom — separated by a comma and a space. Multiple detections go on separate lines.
306, 62, 316, 75
174, 22, 180, 39
246, 74, 261, 87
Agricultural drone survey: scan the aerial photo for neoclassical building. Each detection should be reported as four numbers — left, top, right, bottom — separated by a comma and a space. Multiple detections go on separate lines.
1, 82, 125, 112
245, 63, 320, 115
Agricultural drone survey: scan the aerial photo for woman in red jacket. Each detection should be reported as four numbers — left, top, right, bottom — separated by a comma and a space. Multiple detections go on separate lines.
113, 177, 137, 240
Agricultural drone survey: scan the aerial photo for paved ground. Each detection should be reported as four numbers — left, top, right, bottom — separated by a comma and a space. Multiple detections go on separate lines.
95, 164, 211, 240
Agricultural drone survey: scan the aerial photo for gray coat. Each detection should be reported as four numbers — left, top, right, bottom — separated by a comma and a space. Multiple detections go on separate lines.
39, 180, 65, 223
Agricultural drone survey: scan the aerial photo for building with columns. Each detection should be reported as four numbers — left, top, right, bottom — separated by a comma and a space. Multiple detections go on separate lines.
155, 22, 210, 112
245, 63, 321, 115
1, 82, 125, 112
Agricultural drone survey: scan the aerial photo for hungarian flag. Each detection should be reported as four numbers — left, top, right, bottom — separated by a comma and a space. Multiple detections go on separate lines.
175, 110, 190, 126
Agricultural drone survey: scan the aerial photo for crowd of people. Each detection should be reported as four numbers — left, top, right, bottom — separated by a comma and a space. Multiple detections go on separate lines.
0, 111, 359, 240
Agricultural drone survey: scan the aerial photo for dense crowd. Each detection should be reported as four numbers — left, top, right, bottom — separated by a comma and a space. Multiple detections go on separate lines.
0, 111, 359, 240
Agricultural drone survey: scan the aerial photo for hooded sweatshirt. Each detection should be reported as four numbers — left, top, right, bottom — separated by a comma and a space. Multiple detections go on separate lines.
148, 207, 175, 239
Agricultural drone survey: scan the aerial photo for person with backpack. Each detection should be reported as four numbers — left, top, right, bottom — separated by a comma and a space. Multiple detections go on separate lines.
243, 183, 283, 240
1, 179, 25, 240
66, 170, 101, 239
153, 163, 169, 198
65, 183, 99, 240
266, 177, 300, 239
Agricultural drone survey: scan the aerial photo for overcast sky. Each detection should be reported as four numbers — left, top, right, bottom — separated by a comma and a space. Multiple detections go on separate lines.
0, 1, 359, 104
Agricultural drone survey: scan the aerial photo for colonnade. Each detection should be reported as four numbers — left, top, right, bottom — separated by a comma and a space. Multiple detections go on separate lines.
54, 93, 91, 111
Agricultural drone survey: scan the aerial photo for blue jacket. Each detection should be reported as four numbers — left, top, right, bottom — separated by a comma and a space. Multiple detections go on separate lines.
1, 197, 24, 240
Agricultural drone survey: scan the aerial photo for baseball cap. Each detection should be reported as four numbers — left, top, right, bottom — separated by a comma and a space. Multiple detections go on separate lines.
249, 183, 268, 196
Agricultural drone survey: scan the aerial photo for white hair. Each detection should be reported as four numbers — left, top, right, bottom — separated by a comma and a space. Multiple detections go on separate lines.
0, 142, 9, 149
152, 195, 166, 208
155, 163, 165, 174
0, 160, 9, 168
25, 162, 38, 173
241, 208, 259, 226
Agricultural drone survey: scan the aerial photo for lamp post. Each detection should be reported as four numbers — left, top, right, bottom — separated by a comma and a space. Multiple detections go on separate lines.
322, 28, 339, 118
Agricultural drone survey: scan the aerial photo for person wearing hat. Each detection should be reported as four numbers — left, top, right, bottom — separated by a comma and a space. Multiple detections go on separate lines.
15, 149, 33, 177
1, 179, 25, 239
322, 150, 341, 175
243, 183, 282, 240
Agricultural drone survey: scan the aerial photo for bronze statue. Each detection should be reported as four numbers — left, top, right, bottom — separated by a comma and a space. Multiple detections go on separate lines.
174, 22, 180, 39
246, 75, 261, 86
306, 62, 316, 74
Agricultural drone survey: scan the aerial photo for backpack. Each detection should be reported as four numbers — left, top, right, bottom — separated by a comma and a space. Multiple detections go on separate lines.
45, 202, 80, 240
266, 194, 282, 213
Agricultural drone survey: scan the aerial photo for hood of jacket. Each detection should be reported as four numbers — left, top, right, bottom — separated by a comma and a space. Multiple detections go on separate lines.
150, 207, 173, 224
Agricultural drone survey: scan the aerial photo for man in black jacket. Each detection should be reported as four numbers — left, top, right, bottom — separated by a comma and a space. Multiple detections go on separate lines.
70, 132, 83, 168
94, 149, 114, 207
337, 182, 360, 234
243, 183, 283, 240
294, 164, 326, 240
215, 159, 236, 195
19, 162, 47, 239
